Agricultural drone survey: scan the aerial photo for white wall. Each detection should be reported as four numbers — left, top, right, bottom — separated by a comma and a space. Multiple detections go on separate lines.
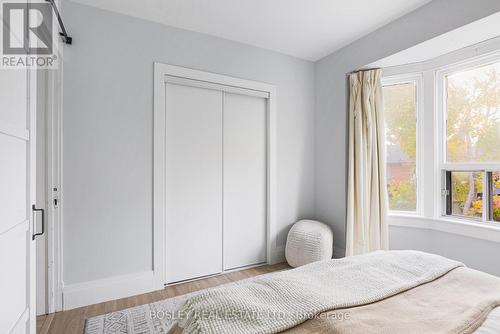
314, 0, 500, 256
61, 1, 315, 286
390, 224, 500, 277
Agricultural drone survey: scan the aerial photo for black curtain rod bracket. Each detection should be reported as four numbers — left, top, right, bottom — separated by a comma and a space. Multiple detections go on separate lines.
45, 0, 72, 45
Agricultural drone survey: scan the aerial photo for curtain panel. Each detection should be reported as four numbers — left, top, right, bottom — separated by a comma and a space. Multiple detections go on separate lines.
346, 69, 389, 256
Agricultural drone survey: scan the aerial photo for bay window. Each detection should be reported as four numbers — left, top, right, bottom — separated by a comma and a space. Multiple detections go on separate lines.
382, 49, 500, 226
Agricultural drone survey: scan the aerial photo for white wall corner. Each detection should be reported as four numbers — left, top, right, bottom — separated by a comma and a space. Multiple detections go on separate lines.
62, 271, 155, 310
333, 245, 345, 258
271, 245, 286, 265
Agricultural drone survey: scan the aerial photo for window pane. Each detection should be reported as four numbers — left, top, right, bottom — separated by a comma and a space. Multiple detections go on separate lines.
446, 62, 500, 162
383, 83, 417, 211
450, 171, 483, 218
492, 172, 500, 222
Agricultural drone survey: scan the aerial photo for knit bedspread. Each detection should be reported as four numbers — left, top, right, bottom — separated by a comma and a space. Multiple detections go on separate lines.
177, 250, 463, 334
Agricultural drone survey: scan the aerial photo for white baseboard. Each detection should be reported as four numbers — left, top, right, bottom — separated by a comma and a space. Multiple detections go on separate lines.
63, 247, 286, 310
63, 271, 155, 310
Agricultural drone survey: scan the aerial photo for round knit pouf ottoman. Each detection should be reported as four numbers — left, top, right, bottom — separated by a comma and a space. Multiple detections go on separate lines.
285, 220, 333, 267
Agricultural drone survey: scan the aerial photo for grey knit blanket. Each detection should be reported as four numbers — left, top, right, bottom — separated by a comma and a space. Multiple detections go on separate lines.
178, 250, 463, 334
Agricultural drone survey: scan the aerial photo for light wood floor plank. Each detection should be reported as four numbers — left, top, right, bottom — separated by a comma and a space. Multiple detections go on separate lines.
39, 313, 54, 334
36, 315, 46, 333
37, 263, 288, 333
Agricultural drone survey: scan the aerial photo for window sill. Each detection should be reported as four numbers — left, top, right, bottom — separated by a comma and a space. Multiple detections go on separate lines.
388, 214, 500, 244
388, 211, 421, 218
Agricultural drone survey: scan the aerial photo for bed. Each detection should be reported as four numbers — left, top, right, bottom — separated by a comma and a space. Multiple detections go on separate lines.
282, 267, 500, 334
172, 251, 500, 334
85, 250, 500, 334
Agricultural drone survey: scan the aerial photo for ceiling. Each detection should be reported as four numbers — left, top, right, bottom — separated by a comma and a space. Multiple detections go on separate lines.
69, 0, 433, 61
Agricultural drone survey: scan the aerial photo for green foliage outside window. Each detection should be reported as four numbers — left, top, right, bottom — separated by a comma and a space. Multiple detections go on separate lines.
383, 83, 417, 211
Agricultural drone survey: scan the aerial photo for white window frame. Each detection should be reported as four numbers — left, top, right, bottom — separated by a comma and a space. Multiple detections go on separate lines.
382, 73, 424, 217
436, 51, 500, 224
378, 36, 500, 241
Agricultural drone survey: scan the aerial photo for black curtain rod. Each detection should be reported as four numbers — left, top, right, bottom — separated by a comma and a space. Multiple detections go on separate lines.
46, 0, 72, 44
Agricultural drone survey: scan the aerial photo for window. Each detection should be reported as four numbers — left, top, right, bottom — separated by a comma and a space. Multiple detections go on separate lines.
445, 171, 484, 219
381, 49, 500, 227
444, 171, 500, 222
492, 171, 500, 222
445, 61, 500, 163
383, 81, 418, 212
442, 58, 500, 223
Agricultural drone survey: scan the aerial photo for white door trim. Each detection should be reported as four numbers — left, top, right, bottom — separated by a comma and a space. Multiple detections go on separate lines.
43, 8, 65, 311
45, 63, 64, 313
153, 63, 278, 289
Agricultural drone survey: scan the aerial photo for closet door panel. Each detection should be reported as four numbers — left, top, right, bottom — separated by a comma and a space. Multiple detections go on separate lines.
165, 83, 223, 283
223, 93, 267, 270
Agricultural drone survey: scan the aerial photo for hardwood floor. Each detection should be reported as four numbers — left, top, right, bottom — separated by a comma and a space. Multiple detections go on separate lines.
36, 263, 289, 334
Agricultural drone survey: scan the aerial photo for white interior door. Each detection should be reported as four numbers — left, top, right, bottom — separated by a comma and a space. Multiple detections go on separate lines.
165, 82, 223, 283
223, 93, 267, 270
0, 68, 36, 333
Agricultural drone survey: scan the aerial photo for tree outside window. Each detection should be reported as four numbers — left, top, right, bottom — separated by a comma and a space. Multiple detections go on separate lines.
383, 82, 417, 212
446, 62, 500, 221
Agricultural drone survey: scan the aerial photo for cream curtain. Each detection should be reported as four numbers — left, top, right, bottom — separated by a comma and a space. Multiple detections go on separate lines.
346, 69, 388, 256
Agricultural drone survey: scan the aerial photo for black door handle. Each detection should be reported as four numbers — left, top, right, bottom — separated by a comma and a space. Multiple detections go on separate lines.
32, 205, 45, 240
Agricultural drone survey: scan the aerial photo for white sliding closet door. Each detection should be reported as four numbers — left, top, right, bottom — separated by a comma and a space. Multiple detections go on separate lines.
165, 83, 223, 283
223, 93, 267, 270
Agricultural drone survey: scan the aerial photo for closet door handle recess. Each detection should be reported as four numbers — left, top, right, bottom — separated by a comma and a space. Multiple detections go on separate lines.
32, 205, 45, 240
